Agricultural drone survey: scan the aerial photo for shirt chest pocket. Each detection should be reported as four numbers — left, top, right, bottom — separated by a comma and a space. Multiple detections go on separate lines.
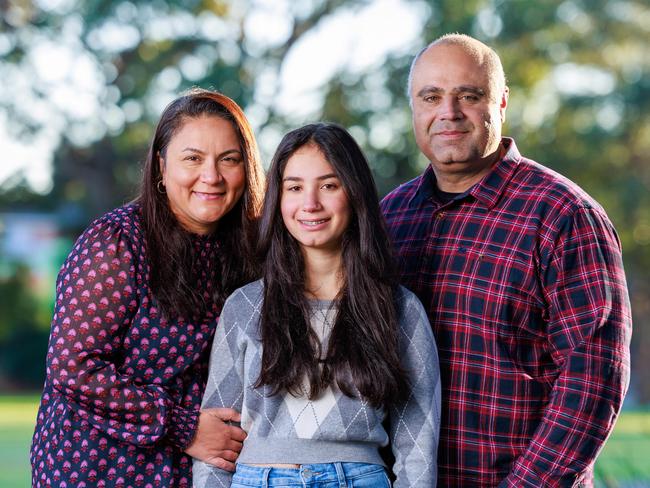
447, 244, 544, 333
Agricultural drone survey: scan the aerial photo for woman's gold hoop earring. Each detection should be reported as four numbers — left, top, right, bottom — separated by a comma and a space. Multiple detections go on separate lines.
157, 179, 166, 194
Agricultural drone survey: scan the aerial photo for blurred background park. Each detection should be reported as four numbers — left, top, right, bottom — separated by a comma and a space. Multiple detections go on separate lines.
0, 0, 649, 486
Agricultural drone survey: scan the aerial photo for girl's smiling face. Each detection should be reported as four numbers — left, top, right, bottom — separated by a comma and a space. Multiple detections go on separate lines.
280, 144, 351, 256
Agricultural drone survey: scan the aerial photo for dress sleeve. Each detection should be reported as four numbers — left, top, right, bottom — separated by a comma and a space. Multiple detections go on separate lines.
501, 207, 632, 487
192, 291, 247, 488
390, 291, 441, 487
46, 216, 184, 448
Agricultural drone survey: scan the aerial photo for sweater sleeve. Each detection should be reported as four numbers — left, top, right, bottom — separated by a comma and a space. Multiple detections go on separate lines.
45, 215, 184, 448
390, 290, 441, 487
193, 289, 248, 488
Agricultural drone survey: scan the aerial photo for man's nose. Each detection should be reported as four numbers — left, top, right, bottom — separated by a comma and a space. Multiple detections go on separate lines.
438, 96, 463, 120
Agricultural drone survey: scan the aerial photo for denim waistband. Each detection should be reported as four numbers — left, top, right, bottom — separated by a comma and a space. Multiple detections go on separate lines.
232, 462, 387, 487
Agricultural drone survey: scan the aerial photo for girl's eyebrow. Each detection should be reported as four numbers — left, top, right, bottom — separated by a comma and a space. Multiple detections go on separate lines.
283, 173, 339, 182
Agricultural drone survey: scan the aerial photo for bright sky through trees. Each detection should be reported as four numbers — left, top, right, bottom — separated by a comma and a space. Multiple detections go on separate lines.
0, 0, 425, 192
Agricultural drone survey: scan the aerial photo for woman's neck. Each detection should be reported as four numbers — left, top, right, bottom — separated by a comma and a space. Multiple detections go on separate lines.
303, 249, 343, 300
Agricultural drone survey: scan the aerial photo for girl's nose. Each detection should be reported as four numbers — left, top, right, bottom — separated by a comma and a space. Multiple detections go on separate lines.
302, 189, 322, 212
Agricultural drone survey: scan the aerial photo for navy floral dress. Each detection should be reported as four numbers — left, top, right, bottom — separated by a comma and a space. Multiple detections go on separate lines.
31, 205, 222, 487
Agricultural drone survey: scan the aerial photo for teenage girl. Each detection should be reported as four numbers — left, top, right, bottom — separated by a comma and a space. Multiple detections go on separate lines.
193, 122, 440, 487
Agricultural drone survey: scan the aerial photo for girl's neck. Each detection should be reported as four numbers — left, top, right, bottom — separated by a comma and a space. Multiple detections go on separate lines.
303, 249, 344, 301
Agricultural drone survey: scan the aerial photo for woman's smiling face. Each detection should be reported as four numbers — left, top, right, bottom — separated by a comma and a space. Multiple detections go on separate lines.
160, 116, 246, 235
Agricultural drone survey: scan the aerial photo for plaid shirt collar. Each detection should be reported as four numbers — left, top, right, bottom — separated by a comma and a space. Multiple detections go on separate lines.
410, 137, 522, 210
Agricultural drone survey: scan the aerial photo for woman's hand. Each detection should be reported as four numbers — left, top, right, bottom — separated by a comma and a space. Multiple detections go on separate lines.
185, 408, 247, 472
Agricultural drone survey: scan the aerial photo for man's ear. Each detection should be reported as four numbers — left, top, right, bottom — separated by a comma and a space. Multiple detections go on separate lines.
500, 86, 509, 123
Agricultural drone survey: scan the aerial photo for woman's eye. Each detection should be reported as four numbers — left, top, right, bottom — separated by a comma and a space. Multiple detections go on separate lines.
321, 183, 338, 190
221, 157, 242, 165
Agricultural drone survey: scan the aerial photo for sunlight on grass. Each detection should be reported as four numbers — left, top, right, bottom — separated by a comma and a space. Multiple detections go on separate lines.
0, 395, 40, 426
0, 395, 39, 487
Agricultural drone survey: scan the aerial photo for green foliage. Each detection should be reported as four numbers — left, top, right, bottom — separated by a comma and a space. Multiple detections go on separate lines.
0, 394, 40, 487
0, 265, 48, 388
0, 0, 648, 401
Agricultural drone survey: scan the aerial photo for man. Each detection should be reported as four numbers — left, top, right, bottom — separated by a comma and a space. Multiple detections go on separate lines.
381, 33, 631, 487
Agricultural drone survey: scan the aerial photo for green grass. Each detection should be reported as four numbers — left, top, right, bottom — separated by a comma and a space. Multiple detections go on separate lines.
594, 412, 650, 487
1, 394, 649, 487
0, 395, 40, 487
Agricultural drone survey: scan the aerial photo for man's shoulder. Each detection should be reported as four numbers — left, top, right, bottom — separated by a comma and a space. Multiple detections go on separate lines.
509, 156, 606, 216
380, 173, 425, 213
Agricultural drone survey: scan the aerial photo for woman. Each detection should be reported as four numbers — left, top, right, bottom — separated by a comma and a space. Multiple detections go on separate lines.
30, 88, 265, 487
194, 123, 441, 487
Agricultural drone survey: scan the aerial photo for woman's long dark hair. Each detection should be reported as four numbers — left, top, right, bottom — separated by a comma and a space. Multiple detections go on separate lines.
136, 88, 265, 320
256, 122, 408, 408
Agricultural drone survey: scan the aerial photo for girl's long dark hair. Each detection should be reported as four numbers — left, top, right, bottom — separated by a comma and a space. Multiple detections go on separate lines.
136, 88, 265, 320
256, 122, 408, 408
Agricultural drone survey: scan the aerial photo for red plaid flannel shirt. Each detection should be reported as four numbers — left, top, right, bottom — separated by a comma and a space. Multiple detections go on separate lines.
381, 138, 631, 487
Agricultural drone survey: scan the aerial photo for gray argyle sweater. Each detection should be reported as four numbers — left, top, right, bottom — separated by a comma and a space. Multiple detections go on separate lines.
192, 280, 440, 487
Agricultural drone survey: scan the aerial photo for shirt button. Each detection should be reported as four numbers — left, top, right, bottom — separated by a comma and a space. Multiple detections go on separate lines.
436, 212, 445, 219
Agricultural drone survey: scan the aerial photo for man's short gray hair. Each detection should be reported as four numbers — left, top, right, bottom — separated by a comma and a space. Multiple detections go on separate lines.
407, 33, 507, 106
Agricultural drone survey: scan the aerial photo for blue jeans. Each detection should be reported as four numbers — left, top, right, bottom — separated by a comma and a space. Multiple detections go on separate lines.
230, 462, 391, 487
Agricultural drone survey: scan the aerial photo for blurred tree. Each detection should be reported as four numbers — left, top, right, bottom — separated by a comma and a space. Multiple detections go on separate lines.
0, 264, 49, 388
0, 0, 363, 217
0, 0, 648, 400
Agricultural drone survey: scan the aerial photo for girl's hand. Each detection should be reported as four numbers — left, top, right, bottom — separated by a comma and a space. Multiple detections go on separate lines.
185, 408, 247, 472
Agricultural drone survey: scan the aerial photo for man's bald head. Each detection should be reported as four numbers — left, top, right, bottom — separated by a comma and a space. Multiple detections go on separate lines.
407, 34, 507, 105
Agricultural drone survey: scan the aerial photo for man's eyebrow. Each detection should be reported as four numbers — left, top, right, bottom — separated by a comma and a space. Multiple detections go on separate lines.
416, 86, 443, 98
416, 85, 487, 97
453, 85, 486, 96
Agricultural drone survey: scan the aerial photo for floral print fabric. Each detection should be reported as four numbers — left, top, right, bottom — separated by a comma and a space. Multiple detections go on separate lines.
31, 205, 221, 487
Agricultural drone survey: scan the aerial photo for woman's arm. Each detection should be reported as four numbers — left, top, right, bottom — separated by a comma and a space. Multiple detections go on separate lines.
46, 217, 193, 447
